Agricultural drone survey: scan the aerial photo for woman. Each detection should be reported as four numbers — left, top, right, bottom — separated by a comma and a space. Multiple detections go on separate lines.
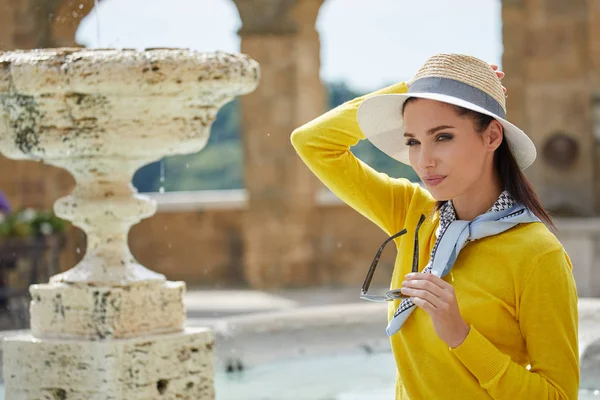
291, 54, 579, 399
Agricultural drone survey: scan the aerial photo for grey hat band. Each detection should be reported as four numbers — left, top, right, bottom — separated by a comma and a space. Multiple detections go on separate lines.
408, 77, 506, 119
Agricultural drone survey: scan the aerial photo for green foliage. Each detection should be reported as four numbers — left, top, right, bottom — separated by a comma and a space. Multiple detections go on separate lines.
132, 81, 418, 193
0, 208, 67, 238
163, 139, 244, 191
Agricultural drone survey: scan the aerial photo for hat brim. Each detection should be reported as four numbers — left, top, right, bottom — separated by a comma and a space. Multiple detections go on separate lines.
356, 92, 536, 170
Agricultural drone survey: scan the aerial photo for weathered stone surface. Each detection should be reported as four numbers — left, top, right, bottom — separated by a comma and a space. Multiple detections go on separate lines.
525, 22, 588, 83
29, 281, 186, 339
0, 46, 258, 398
2, 328, 215, 400
0, 48, 259, 285
542, 0, 586, 18
523, 84, 594, 216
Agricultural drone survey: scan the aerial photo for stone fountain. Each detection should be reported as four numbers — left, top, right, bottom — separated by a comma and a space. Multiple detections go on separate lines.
0, 48, 259, 399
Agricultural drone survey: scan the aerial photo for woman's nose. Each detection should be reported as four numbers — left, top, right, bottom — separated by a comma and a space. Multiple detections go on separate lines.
416, 144, 436, 170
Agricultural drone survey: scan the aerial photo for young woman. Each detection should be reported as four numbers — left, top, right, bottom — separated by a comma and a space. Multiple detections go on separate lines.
291, 54, 579, 399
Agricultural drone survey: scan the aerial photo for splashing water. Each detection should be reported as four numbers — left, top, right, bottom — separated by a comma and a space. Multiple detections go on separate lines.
159, 159, 165, 193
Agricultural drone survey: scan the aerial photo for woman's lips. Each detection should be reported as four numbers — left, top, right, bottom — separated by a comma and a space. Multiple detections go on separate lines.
422, 175, 446, 187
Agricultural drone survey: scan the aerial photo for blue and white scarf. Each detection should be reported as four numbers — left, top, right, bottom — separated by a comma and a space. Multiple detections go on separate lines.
386, 191, 541, 336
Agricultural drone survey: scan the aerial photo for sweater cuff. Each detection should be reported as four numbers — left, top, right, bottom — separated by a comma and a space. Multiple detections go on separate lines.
450, 325, 511, 386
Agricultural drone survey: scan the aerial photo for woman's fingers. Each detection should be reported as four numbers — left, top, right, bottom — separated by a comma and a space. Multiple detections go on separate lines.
405, 273, 452, 290
490, 64, 505, 80
400, 286, 443, 308
401, 274, 450, 308
409, 295, 436, 313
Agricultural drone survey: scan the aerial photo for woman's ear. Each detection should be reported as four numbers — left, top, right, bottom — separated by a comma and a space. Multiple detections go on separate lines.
484, 120, 503, 152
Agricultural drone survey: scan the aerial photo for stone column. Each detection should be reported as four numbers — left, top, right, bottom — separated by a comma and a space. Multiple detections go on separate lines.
589, 0, 600, 213
234, 0, 325, 287
502, 0, 597, 216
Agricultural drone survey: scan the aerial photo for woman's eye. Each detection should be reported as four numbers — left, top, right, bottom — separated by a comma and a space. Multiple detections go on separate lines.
436, 133, 453, 142
405, 139, 419, 146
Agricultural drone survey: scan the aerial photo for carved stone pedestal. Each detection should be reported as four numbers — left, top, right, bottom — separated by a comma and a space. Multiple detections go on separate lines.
3, 328, 214, 400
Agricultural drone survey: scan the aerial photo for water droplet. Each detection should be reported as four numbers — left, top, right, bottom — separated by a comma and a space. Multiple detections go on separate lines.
267, 133, 270, 136
160, 158, 166, 183
79, 4, 84, 9
72, 11, 78, 18
159, 187, 165, 193
76, 247, 81, 254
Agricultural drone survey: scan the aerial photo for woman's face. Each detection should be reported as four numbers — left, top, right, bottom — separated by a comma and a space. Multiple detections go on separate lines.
402, 98, 497, 201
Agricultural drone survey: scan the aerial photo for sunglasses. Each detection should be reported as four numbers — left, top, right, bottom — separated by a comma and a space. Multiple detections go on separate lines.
360, 214, 426, 302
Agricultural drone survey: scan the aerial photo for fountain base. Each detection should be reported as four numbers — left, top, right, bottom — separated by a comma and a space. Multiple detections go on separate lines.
29, 281, 186, 339
2, 327, 214, 400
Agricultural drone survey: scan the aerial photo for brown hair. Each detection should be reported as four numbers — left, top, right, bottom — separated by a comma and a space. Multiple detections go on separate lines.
402, 97, 554, 228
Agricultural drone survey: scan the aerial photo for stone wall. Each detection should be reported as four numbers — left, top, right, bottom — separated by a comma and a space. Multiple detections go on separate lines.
502, 0, 600, 216
125, 190, 395, 289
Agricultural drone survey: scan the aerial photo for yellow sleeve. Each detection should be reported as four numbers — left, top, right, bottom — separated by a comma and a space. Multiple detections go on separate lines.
290, 82, 430, 236
450, 249, 579, 400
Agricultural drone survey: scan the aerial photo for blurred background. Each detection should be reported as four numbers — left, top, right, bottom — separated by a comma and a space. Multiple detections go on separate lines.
0, 0, 598, 326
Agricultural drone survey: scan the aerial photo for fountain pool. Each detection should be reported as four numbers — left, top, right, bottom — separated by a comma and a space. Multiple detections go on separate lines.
1, 351, 599, 400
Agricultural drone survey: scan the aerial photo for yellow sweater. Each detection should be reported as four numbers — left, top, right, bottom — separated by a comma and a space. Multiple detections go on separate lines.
291, 82, 580, 399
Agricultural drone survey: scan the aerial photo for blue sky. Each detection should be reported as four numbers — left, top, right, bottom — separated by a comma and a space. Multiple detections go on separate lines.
77, 0, 502, 92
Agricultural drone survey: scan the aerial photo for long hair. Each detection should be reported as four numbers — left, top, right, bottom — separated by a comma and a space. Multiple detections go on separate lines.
403, 97, 554, 228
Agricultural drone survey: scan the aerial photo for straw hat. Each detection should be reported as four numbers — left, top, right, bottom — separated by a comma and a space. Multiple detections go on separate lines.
356, 54, 536, 170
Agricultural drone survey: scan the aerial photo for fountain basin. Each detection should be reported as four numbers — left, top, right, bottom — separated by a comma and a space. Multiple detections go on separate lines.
0, 48, 260, 287
0, 48, 258, 160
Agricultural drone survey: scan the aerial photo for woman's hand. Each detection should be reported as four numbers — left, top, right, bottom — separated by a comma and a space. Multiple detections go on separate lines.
401, 273, 470, 348
490, 64, 507, 93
